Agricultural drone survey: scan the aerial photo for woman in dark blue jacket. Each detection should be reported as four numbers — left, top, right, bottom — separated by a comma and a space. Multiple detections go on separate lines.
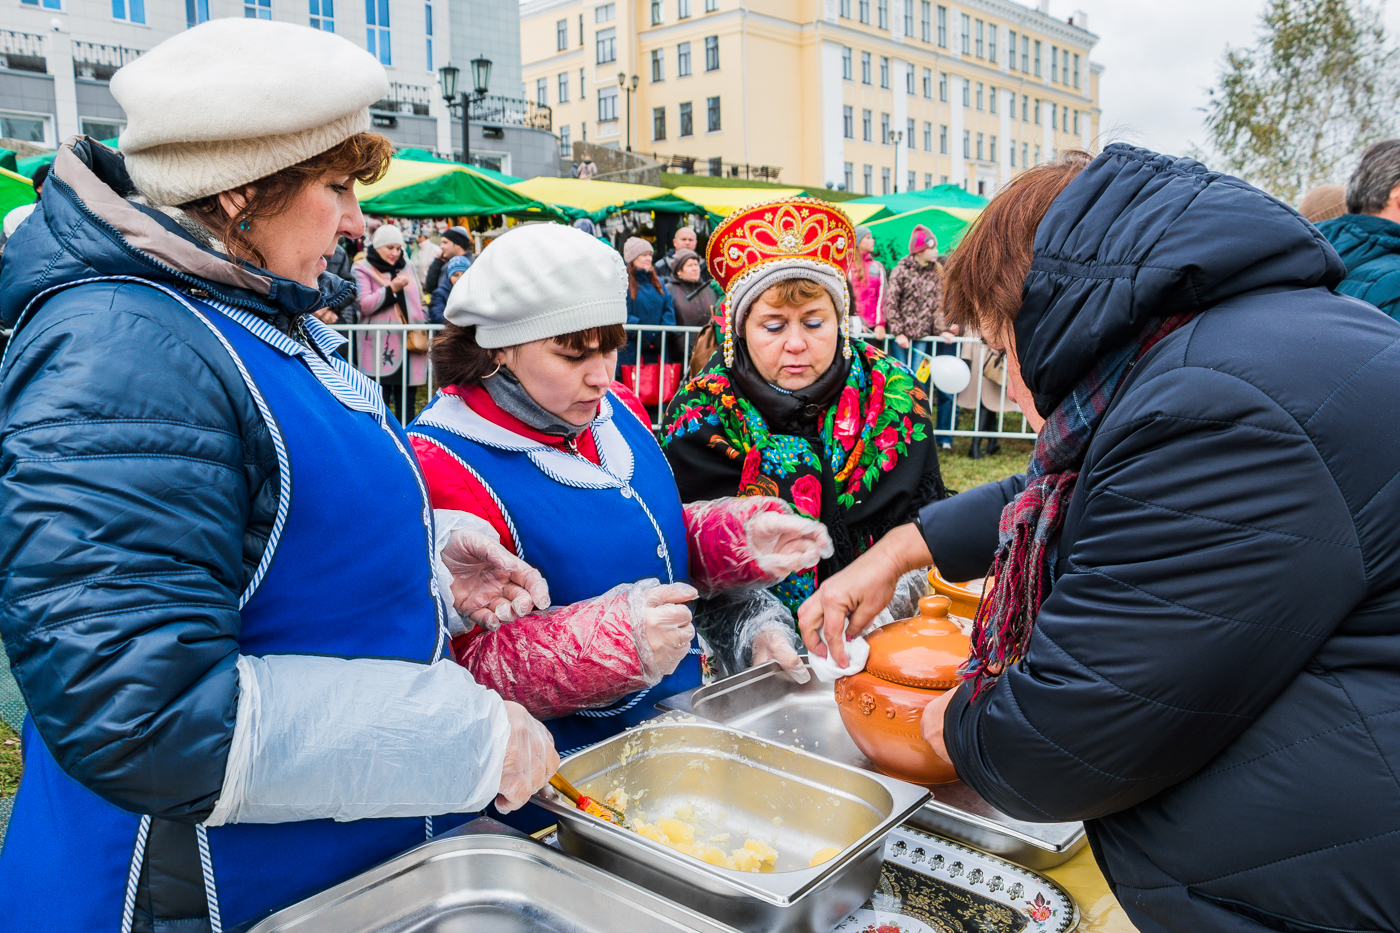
801, 145, 1400, 933
0, 20, 553, 933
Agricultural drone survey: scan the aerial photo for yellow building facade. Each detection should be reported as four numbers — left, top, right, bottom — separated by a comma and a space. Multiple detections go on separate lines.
520, 0, 1100, 195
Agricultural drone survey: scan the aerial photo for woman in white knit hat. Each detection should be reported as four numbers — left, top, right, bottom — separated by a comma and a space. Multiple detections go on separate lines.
408, 222, 833, 830
353, 220, 429, 421
0, 19, 556, 932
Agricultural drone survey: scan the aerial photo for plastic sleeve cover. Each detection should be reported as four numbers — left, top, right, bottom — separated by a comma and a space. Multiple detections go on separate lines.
206, 655, 510, 825
452, 583, 654, 720
684, 496, 794, 594
692, 587, 796, 679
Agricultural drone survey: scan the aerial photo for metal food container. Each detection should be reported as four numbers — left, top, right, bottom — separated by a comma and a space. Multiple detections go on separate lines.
244, 818, 743, 933
533, 717, 929, 933
659, 661, 1087, 870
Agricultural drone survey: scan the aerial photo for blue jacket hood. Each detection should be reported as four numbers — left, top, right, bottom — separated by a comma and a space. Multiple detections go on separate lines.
1316, 211, 1400, 275
0, 137, 350, 329
1015, 144, 1347, 417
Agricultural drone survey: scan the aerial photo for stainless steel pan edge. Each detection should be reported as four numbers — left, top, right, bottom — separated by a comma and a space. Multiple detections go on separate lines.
531, 717, 930, 906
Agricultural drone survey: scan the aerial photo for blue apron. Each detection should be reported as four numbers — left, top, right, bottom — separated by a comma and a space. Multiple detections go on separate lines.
410, 391, 701, 763
0, 282, 460, 932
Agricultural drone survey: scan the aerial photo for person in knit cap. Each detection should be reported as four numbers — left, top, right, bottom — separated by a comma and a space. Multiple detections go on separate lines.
847, 224, 887, 332
408, 222, 832, 830
428, 253, 473, 323
662, 199, 948, 661
1298, 183, 1346, 225
883, 224, 958, 450
353, 221, 430, 421
0, 19, 558, 931
425, 224, 473, 294
619, 235, 677, 370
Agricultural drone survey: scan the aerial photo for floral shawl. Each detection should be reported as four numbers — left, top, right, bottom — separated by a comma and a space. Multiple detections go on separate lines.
662, 342, 948, 613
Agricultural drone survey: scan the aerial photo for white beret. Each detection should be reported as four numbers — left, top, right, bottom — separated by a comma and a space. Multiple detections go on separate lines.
112, 19, 388, 205
446, 224, 629, 348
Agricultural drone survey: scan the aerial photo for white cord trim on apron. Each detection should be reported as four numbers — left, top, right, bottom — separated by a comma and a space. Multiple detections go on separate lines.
196, 823, 223, 933
118, 814, 152, 933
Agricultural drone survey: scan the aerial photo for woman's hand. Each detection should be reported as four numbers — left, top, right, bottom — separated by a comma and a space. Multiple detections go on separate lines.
311, 308, 338, 325
494, 701, 559, 813
748, 512, 834, 580
636, 582, 698, 678
895, 334, 911, 349
440, 529, 551, 629
390, 272, 412, 293
873, 325, 887, 341
919, 687, 958, 772
797, 523, 932, 668
749, 627, 811, 684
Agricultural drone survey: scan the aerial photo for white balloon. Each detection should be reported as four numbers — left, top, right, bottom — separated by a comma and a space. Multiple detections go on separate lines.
929, 354, 972, 395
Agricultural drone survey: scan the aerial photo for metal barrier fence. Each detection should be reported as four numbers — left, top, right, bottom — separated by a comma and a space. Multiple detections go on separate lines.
2, 322, 1031, 437
327, 322, 1036, 440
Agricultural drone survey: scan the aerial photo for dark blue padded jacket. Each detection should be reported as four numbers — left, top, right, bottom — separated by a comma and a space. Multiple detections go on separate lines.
920, 145, 1400, 933
0, 139, 352, 927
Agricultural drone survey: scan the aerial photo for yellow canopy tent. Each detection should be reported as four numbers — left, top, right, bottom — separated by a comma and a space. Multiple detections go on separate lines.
667, 185, 805, 217
509, 177, 671, 220
839, 202, 893, 225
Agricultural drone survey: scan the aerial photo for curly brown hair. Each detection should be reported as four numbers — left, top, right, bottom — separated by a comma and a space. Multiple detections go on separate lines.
180, 132, 394, 268
941, 151, 1092, 343
431, 323, 630, 388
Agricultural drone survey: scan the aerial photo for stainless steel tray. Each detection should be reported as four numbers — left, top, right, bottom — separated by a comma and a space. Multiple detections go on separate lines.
533, 716, 930, 933
243, 818, 743, 933
658, 661, 1087, 870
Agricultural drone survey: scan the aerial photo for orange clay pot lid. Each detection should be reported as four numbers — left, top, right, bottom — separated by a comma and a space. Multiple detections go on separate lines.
863, 595, 972, 691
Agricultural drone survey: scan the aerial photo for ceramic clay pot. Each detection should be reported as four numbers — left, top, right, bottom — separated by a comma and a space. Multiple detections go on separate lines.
927, 565, 983, 622
835, 595, 971, 786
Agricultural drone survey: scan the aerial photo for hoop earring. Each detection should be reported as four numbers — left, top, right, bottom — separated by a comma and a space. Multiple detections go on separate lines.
485, 363, 502, 379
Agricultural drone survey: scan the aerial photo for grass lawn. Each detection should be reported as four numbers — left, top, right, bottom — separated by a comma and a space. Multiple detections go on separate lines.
1, 721, 20, 798
936, 407, 1034, 493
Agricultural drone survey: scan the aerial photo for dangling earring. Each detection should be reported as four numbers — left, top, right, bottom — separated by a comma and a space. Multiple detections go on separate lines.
841, 296, 853, 359
238, 220, 250, 231
722, 301, 736, 368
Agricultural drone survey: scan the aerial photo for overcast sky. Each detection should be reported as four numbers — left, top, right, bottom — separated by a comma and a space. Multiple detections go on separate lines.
1064, 0, 1400, 168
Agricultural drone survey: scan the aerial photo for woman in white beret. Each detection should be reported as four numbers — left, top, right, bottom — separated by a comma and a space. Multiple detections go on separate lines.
354, 221, 429, 421
0, 19, 556, 933
409, 222, 834, 830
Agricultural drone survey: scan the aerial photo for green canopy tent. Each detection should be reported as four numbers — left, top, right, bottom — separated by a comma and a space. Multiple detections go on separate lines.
0, 167, 36, 225
0, 151, 17, 174
358, 164, 564, 220
612, 192, 713, 225
393, 147, 524, 185
849, 184, 988, 220
865, 206, 972, 270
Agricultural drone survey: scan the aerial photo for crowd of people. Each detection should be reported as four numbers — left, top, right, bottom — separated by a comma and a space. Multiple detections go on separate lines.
3, 17, 1400, 933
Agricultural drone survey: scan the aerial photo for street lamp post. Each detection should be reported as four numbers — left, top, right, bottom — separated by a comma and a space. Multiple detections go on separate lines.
892, 130, 904, 192
618, 72, 639, 152
439, 56, 492, 165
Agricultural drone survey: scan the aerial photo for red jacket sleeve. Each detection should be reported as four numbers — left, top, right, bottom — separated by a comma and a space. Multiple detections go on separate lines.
411, 434, 516, 554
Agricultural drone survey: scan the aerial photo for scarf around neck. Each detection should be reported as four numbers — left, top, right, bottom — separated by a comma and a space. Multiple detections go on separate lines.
962, 312, 1195, 693
729, 334, 852, 437
483, 366, 587, 439
366, 245, 409, 314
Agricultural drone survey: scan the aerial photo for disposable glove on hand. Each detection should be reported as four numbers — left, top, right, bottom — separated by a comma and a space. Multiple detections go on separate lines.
747, 511, 834, 579
631, 581, 699, 681
441, 529, 550, 630
495, 701, 559, 813
749, 626, 811, 684
685, 497, 831, 593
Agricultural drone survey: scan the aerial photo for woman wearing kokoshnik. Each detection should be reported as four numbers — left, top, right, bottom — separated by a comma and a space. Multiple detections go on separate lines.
661, 199, 949, 672
0, 20, 558, 932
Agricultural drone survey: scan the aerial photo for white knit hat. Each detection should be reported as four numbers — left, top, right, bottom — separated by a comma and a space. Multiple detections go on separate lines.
445, 223, 628, 348
112, 19, 388, 206
372, 223, 405, 249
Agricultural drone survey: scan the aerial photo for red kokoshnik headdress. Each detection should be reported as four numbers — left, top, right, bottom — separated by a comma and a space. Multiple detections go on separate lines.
705, 198, 856, 366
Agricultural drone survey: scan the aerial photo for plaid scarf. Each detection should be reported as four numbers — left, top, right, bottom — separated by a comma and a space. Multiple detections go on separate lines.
961, 313, 1195, 693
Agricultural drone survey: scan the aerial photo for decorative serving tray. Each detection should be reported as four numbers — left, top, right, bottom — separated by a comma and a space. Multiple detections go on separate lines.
539, 823, 1078, 933
834, 825, 1078, 933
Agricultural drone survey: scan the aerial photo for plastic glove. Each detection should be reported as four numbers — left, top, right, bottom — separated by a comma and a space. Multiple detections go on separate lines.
748, 511, 834, 579
685, 497, 832, 593
454, 580, 696, 720
441, 528, 550, 630
632, 581, 699, 681
749, 627, 811, 684
495, 701, 559, 813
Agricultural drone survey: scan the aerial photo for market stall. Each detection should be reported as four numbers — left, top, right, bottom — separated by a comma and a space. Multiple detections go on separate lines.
357, 157, 563, 220
865, 204, 974, 267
